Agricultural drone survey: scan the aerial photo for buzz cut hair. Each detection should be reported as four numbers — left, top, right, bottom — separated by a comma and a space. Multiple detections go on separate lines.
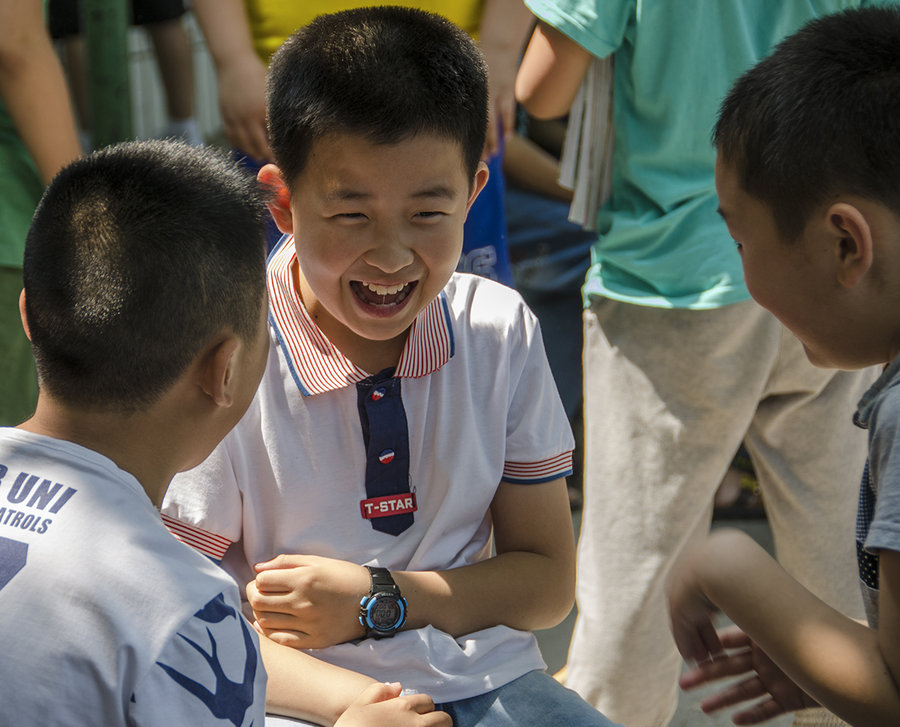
24, 139, 268, 411
714, 5, 900, 241
266, 5, 489, 189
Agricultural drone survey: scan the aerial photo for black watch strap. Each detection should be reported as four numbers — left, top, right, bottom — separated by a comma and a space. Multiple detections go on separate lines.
366, 565, 399, 595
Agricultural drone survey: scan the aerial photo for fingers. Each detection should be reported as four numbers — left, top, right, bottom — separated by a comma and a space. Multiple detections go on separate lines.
253, 608, 310, 632
247, 574, 293, 602
679, 648, 755, 689
717, 624, 753, 649
254, 553, 308, 572
730, 698, 790, 726
671, 613, 724, 665
697, 673, 767, 711
339, 684, 452, 727
352, 683, 434, 713
698, 618, 725, 658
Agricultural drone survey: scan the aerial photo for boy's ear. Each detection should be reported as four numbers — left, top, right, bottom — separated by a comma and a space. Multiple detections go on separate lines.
257, 164, 294, 235
465, 161, 491, 216
18, 290, 31, 342
826, 202, 874, 289
197, 335, 241, 408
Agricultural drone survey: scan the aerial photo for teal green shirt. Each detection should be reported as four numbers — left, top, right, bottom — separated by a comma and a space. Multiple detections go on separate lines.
0, 98, 43, 269
526, 0, 875, 309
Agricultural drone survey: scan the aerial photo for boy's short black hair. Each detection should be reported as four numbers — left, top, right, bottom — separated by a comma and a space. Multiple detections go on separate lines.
24, 139, 268, 411
266, 5, 488, 188
714, 6, 900, 241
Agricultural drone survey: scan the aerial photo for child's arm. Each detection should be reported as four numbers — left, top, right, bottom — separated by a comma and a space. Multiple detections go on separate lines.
401, 476, 576, 634
260, 636, 448, 726
516, 22, 593, 121
247, 477, 576, 648
667, 527, 900, 725
259, 636, 377, 724
334, 682, 450, 727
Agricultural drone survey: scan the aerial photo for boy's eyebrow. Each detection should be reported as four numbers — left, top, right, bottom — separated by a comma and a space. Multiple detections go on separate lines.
411, 185, 458, 200
325, 188, 372, 202
325, 185, 459, 202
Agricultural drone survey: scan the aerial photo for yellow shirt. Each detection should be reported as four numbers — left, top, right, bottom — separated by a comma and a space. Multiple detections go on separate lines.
245, 0, 485, 61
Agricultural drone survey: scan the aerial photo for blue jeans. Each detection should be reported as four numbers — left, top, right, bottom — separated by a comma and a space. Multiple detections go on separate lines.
264, 670, 621, 727
437, 670, 622, 727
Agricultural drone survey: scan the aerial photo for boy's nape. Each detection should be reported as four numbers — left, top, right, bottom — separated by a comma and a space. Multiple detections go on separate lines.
265, 6, 488, 192
22, 139, 269, 415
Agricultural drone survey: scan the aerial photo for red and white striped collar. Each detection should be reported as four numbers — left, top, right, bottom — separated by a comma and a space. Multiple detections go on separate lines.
267, 236, 455, 397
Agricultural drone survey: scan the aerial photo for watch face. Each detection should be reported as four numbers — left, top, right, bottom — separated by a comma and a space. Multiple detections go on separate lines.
370, 597, 402, 629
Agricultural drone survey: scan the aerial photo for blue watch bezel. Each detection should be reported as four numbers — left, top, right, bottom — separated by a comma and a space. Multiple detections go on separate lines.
359, 591, 408, 637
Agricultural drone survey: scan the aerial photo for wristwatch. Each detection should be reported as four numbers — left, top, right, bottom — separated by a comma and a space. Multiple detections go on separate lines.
359, 566, 407, 639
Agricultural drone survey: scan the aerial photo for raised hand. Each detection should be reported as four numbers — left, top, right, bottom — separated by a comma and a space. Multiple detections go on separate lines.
680, 625, 818, 725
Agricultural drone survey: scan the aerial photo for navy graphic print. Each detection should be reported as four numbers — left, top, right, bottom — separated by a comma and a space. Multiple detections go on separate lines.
157, 593, 258, 726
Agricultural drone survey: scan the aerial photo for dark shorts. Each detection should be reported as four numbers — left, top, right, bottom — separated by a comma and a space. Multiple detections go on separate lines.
48, 0, 186, 39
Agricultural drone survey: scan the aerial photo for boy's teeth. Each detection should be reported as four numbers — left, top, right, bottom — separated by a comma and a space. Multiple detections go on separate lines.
363, 282, 406, 296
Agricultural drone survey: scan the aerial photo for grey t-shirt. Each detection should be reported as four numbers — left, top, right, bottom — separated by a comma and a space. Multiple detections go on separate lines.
854, 356, 900, 628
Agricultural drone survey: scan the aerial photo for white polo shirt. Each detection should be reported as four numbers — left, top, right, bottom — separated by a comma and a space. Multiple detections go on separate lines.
162, 238, 574, 702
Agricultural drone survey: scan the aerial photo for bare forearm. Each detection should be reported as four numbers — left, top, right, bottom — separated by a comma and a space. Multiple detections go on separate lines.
396, 551, 574, 636
504, 133, 572, 202
478, 0, 535, 87
260, 635, 376, 726
396, 479, 576, 635
693, 529, 900, 725
190, 0, 258, 70
0, 0, 80, 183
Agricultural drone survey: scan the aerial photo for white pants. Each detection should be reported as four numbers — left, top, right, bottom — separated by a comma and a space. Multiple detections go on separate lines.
566, 297, 875, 727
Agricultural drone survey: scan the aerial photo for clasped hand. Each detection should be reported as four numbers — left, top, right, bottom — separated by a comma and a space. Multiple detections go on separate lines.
247, 554, 371, 649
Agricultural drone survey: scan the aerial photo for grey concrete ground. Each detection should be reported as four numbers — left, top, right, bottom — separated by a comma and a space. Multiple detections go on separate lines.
534, 512, 793, 727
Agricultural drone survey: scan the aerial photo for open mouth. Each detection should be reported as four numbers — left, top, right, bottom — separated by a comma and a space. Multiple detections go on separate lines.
351, 280, 417, 308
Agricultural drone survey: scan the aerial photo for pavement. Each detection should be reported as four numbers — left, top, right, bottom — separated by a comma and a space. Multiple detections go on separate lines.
533, 511, 793, 727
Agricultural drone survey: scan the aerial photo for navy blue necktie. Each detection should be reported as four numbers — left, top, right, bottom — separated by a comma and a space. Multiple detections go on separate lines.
356, 368, 414, 535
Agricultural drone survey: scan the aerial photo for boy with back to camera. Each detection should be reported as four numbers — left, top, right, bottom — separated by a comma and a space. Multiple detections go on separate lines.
666, 7, 900, 725
162, 7, 619, 726
0, 139, 449, 727
0, 139, 269, 725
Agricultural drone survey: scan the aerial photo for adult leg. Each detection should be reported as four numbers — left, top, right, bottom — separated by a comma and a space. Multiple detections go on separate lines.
745, 323, 875, 727
566, 298, 781, 727
144, 18, 195, 123
137, 0, 202, 144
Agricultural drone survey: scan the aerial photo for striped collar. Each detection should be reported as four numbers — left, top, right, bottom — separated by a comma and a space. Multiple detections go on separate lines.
267, 236, 455, 397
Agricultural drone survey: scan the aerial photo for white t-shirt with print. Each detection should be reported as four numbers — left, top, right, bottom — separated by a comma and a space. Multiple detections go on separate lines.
0, 428, 266, 726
